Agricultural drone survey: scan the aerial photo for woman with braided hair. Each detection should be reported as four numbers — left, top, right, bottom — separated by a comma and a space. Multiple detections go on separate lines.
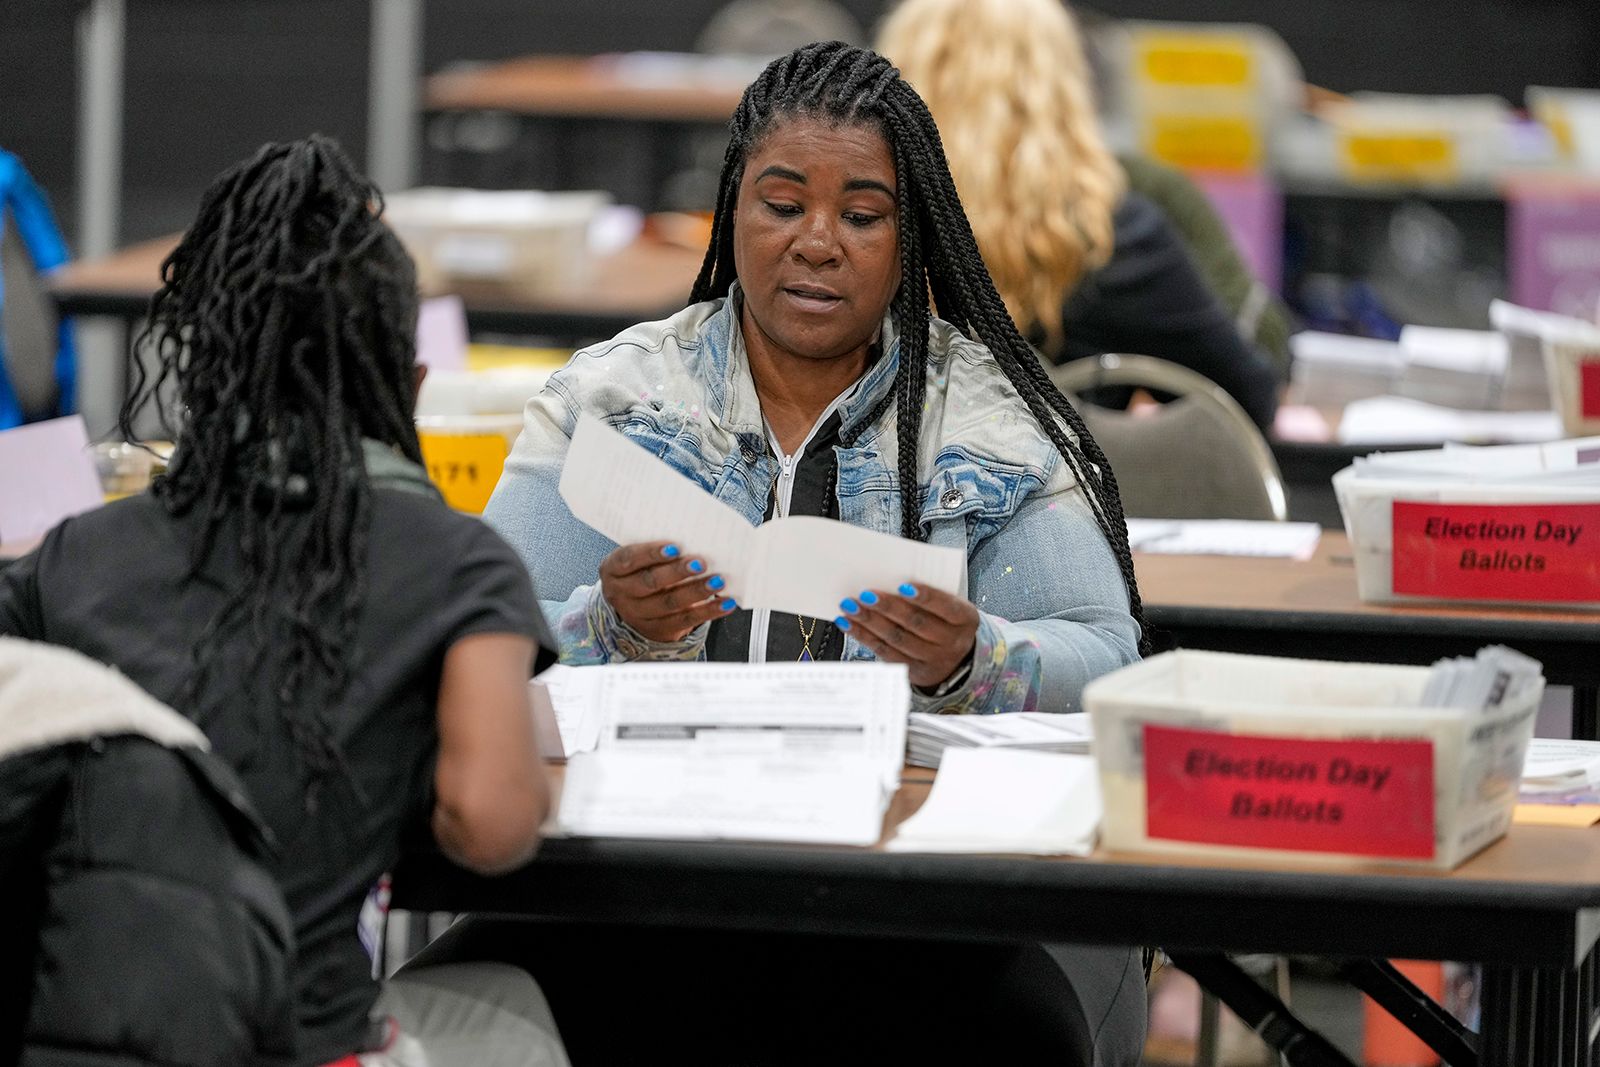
487, 40, 1144, 714
475, 42, 1146, 1063
0, 136, 570, 1067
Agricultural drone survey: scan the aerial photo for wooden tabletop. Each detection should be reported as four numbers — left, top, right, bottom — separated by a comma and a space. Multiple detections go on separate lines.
395, 760, 1600, 968
426, 54, 746, 122
1136, 529, 1600, 631
49, 232, 704, 327
724, 765, 1600, 891
49, 235, 175, 302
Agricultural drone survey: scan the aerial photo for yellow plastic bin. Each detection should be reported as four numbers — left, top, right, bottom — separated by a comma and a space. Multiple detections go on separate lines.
414, 415, 523, 514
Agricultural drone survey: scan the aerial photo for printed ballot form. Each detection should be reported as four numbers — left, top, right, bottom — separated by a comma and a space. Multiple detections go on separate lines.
555, 662, 910, 846
559, 414, 966, 620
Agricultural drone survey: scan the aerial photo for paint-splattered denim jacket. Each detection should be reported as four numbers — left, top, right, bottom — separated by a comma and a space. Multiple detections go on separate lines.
483, 286, 1140, 714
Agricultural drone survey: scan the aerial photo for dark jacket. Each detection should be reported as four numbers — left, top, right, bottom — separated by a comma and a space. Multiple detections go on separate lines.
0, 638, 295, 1067
1056, 191, 1281, 430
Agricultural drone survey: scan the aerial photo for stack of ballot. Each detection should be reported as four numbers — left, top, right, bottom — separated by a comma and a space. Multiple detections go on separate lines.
1521, 739, 1600, 799
888, 749, 1101, 855
550, 661, 909, 847
1337, 395, 1563, 446
907, 711, 1093, 769
1421, 645, 1545, 713
1125, 518, 1322, 560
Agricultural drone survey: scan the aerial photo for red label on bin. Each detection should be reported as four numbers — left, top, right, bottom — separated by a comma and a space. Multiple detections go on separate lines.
1582, 360, 1600, 419
1143, 725, 1435, 859
1391, 501, 1600, 602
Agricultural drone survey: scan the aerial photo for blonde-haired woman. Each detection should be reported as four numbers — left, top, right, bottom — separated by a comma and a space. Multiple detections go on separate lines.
878, 0, 1281, 430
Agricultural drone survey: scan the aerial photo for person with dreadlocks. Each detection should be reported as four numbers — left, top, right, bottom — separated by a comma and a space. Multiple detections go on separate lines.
473, 42, 1147, 1064
486, 43, 1145, 715
0, 136, 570, 1067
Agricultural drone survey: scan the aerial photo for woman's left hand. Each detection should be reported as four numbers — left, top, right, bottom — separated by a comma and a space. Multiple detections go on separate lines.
836, 583, 979, 691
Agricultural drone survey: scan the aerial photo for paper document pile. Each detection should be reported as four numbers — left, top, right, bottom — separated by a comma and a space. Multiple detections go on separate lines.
1337, 396, 1563, 446
552, 662, 909, 846
1521, 739, 1600, 799
1421, 645, 1545, 713
559, 414, 965, 620
888, 749, 1101, 855
907, 711, 1092, 769
1125, 519, 1322, 560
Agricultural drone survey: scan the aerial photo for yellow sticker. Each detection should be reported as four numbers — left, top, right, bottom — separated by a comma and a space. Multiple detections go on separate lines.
1338, 131, 1459, 183
417, 432, 509, 514
1135, 32, 1256, 88
1143, 114, 1262, 172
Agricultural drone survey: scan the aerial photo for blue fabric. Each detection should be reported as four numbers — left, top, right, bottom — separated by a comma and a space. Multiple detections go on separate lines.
0, 150, 78, 429
483, 286, 1142, 714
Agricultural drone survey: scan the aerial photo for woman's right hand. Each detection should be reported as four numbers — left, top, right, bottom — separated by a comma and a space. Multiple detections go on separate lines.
600, 541, 737, 643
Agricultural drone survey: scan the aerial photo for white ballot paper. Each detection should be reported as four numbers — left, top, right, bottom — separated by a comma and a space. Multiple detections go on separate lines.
1125, 518, 1323, 560
888, 749, 1102, 855
529, 664, 609, 759
556, 662, 910, 846
559, 414, 966, 620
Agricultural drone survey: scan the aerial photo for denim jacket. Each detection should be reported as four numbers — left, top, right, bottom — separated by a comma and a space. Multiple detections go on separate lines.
483, 287, 1140, 714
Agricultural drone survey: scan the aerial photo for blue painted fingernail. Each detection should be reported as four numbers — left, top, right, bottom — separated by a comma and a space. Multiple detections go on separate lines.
720, 599, 737, 612
688, 559, 704, 574
859, 590, 878, 605
899, 583, 917, 597
707, 575, 725, 591
662, 544, 680, 558
840, 598, 860, 614
834, 615, 852, 631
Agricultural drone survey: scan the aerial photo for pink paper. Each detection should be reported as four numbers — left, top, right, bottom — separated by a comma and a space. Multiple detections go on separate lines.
0, 415, 104, 541
1192, 170, 1283, 294
415, 295, 469, 372
1507, 182, 1600, 317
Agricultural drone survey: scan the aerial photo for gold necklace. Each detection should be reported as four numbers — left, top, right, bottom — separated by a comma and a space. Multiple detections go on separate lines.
797, 615, 819, 661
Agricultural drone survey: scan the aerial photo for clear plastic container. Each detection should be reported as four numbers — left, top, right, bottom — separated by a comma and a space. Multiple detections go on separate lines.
1085, 650, 1541, 869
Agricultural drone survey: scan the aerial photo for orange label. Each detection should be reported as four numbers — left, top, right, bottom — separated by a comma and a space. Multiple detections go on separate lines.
417, 432, 508, 514
1143, 725, 1436, 859
1391, 501, 1600, 602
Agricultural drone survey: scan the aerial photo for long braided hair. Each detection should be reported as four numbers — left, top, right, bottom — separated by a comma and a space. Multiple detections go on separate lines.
119, 135, 423, 793
692, 42, 1149, 655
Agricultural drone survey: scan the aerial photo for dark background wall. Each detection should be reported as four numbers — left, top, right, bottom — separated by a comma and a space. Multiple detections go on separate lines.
2, 0, 1597, 248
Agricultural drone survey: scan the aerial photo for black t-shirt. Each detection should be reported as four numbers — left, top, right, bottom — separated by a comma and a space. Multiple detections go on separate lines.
0, 490, 540, 1066
1057, 192, 1280, 430
706, 414, 845, 663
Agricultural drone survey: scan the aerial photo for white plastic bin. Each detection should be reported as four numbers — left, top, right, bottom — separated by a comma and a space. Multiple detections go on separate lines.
1085, 650, 1541, 869
1542, 336, 1600, 437
1332, 445, 1600, 609
383, 188, 612, 298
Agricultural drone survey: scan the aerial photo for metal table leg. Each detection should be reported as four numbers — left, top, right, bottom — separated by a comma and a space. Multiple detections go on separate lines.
1337, 959, 1477, 1065
1571, 686, 1599, 743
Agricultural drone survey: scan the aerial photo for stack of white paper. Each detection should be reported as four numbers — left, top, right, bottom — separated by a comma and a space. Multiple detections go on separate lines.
907, 711, 1092, 769
555, 661, 909, 846
529, 664, 608, 758
888, 749, 1101, 855
1421, 645, 1545, 714
1521, 739, 1600, 797
1125, 519, 1322, 561
1337, 396, 1563, 446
